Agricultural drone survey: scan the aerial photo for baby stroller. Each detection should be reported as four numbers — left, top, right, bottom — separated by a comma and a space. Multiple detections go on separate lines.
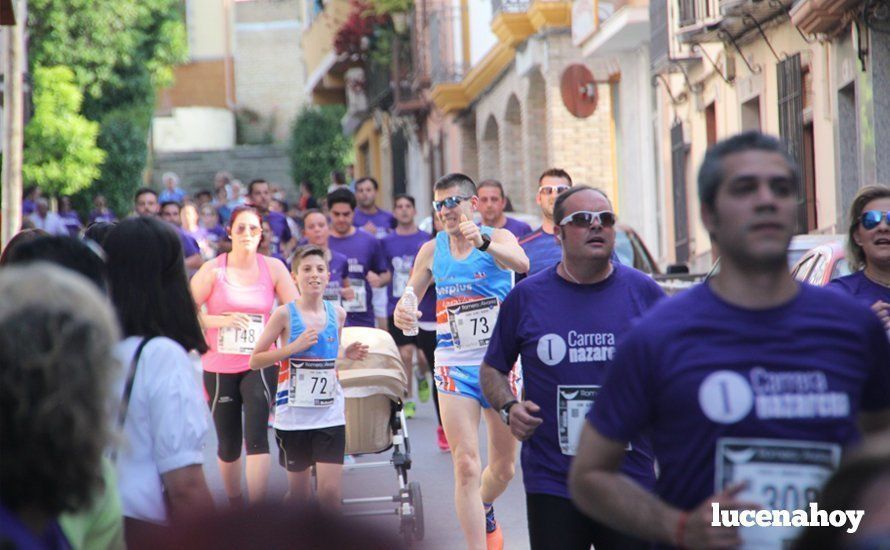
337, 327, 424, 544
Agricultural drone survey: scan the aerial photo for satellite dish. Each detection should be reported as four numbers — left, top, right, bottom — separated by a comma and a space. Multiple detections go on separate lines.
560, 64, 598, 119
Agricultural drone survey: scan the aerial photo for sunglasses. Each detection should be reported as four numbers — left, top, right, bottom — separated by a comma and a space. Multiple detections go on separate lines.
539, 185, 570, 196
559, 210, 617, 229
433, 195, 472, 212
860, 210, 890, 230
232, 223, 262, 236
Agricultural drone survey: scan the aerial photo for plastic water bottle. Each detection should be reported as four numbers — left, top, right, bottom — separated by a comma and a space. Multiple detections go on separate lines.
402, 286, 419, 336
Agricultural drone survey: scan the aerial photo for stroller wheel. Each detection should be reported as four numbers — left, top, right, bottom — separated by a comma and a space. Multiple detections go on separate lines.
408, 481, 424, 541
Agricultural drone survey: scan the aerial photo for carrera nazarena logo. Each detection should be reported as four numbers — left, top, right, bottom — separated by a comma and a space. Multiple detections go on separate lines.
536, 331, 616, 366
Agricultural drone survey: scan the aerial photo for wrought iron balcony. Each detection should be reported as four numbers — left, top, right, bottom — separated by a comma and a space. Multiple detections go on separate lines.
428, 4, 467, 86
492, 0, 531, 14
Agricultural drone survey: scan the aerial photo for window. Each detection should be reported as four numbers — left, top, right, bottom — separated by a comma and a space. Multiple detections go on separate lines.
777, 54, 808, 234
670, 122, 690, 264
741, 98, 761, 132
705, 102, 717, 147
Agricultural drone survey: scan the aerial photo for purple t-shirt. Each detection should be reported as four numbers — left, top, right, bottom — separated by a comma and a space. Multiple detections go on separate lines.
382, 230, 431, 316
589, 282, 890, 512
485, 264, 664, 499
828, 270, 890, 309
265, 211, 292, 256
324, 249, 350, 303
88, 210, 117, 225
520, 228, 562, 277
175, 226, 201, 258
500, 217, 532, 239
353, 208, 396, 239
328, 229, 388, 327
59, 210, 82, 236
21, 199, 36, 216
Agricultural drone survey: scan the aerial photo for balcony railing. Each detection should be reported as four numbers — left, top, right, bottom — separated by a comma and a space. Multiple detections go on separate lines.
492, 0, 531, 14
365, 60, 393, 111
677, 0, 720, 28
429, 4, 466, 86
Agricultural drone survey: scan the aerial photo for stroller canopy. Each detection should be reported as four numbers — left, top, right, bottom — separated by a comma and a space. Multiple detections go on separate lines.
338, 327, 408, 401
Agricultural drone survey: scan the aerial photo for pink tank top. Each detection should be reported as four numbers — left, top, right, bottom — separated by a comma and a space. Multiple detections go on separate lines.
202, 253, 277, 373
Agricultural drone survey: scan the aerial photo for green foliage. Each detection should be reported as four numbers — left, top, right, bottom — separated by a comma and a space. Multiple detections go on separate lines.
27, 0, 187, 216
371, 0, 413, 15
22, 66, 105, 197
289, 105, 352, 197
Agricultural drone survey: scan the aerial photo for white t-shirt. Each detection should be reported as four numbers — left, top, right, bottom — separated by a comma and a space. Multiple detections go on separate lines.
113, 336, 208, 524
29, 212, 68, 235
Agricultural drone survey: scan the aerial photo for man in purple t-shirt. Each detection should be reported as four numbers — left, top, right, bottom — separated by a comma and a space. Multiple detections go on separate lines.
570, 132, 890, 549
519, 169, 574, 278
159, 200, 203, 274
481, 186, 661, 550
247, 179, 296, 259
382, 194, 431, 418
353, 177, 396, 329
327, 188, 390, 328
477, 180, 532, 239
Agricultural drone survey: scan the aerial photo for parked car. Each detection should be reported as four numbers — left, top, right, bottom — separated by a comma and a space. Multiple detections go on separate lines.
787, 234, 846, 269
790, 238, 851, 286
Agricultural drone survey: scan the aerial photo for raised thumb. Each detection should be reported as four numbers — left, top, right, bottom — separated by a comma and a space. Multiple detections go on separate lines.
460, 214, 469, 223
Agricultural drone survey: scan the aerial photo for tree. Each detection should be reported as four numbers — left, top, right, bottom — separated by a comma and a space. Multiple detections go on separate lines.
22, 66, 105, 197
289, 105, 353, 196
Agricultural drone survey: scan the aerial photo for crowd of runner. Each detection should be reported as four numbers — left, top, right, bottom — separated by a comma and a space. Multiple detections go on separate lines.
1, 131, 889, 550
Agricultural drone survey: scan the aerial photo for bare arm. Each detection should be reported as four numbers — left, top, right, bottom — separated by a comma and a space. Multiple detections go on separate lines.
393, 240, 435, 330
481, 362, 543, 440
487, 228, 529, 273
162, 464, 214, 520
860, 409, 890, 434
249, 306, 308, 369
184, 253, 203, 272
266, 255, 298, 303
190, 261, 250, 330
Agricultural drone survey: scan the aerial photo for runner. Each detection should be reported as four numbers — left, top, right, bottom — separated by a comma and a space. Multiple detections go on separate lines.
190, 205, 298, 507
394, 173, 529, 550
382, 194, 432, 419
159, 172, 187, 204
249, 245, 369, 511
301, 209, 355, 306
829, 185, 890, 332
519, 169, 573, 276
326, 188, 390, 328
477, 180, 531, 238
134, 187, 160, 217
247, 179, 297, 258
58, 196, 83, 237
160, 200, 204, 273
353, 177, 396, 329
89, 194, 117, 225
480, 185, 662, 550
569, 132, 890, 549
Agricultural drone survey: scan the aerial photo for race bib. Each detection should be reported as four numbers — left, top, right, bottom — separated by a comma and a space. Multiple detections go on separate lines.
446, 297, 499, 351
288, 358, 337, 408
216, 314, 264, 355
342, 278, 368, 313
393, 269, 410, 299
715, 438, 841, 549
558, 385, 599, 456
323, 282, 342, 304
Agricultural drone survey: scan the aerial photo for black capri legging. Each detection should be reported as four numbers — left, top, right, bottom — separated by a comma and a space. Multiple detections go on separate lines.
203, 367, 277, 462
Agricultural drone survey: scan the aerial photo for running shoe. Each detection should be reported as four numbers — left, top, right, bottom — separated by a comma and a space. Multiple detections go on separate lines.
344, 454, 355, 465
436, 425, 450, 452
417, 377, 431, 403
485, 507, 503, 550
404, 401, 416, 418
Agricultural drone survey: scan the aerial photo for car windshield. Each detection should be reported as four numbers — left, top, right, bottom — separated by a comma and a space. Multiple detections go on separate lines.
614, 231, 635, 267
787, 249, 809, 269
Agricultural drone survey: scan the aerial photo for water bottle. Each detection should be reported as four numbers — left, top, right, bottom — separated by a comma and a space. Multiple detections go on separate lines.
402, 286, 419, 336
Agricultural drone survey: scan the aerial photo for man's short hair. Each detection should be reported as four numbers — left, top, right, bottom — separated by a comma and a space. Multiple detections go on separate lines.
331, 170, 346, 185
477, 180, 505, 199
247, 179, 269, 195
698, 131, 799, 209
162, 172, 179, 185
134, 187, 157, 202
160, 201, 182, 212
553, 185, 611, 225
394, 194, 416, 208
355, 177, 379, 191
291, 245, 327, 274
538, 168, 573, 186
327, 188, 357, 210
434, 173, 477, 197
195, 189, 212, 199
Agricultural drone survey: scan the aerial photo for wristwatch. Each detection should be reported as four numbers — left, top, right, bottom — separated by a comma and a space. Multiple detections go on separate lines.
477, 233, 492, 252
499, 400, 518, 425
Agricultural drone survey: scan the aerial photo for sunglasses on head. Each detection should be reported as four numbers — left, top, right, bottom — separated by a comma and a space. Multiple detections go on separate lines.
433, 195, 472, 212
539, 185, 570, 196
559, 210, 617, 229
860, 210, 890, 230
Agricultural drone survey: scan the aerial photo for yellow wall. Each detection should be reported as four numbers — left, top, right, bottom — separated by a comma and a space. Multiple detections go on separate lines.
186, 0, 229, 59
301, 0, 351, 81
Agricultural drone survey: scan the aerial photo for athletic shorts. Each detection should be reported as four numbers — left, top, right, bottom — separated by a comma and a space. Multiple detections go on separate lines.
526, 493, 649, 550
275, 425, 346, 472
434, 364, 523, 409
372, 287, 387, 318
387, 315, 417, 347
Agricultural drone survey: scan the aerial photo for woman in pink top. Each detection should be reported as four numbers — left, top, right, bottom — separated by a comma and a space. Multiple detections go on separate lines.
191, 205, 298, 506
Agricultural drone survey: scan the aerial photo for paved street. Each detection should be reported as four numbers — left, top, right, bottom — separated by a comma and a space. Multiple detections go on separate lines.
202, 389, 531, 549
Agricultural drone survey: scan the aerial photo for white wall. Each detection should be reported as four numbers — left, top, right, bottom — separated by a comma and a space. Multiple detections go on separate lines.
468, 0, 497, 67
152, 107, 236, 152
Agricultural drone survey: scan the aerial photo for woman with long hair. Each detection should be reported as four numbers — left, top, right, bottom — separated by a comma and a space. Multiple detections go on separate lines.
829, 185, 890, 332
190, 205, 298, 506
103, 217, 214, 542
